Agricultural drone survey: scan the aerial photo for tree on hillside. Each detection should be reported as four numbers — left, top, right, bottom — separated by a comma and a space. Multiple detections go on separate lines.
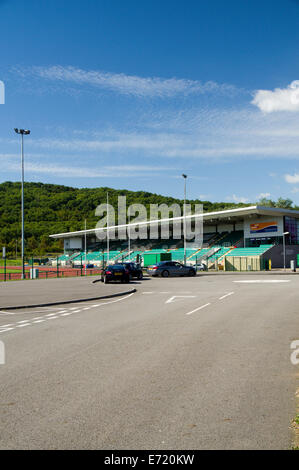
276, 197, 293, 209
258, 197, 293, 209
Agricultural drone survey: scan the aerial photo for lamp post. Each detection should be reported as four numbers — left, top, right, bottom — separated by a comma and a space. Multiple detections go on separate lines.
182, 174, 187, 265
106, 192, 110, 264
283, 231, 289, 271
128, 223, 131, 261
84, 219, 87, 276
14, 128, 30, 280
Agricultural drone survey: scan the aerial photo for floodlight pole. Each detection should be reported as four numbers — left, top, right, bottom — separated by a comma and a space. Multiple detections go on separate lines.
21, 132, 24, 278
182, 174, 187, 265
14, 128, 30, 280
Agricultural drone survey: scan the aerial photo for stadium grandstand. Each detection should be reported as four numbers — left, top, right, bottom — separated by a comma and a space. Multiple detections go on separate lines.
49, 205, 299, 270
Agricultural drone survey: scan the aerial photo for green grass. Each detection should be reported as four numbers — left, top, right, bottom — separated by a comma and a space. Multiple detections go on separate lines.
0, 268, 22, 274
0, 259, 23, 267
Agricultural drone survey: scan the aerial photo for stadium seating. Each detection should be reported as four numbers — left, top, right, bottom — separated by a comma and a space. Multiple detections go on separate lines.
227, 245, 273, 257
59, 231, 274, 268
208, 247, 231, 262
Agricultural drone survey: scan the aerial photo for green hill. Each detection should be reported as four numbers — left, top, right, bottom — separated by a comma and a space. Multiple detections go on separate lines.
0, 181, 252, 256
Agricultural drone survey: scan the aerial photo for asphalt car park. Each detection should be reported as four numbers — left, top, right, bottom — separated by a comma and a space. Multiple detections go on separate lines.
0, 273, 298, 450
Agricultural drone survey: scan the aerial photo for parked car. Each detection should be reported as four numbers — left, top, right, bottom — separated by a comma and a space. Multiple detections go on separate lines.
84, 263, 94, 269
194, 262, 207, 271
147, 261, 196, 278
101, 264, 130, 284
122, 262, 143, 279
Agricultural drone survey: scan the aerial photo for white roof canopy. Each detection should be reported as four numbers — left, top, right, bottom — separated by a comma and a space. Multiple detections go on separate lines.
49, 205, 299, 239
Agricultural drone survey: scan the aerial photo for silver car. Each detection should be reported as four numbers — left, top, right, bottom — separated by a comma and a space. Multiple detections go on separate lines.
147, 261, 196, 278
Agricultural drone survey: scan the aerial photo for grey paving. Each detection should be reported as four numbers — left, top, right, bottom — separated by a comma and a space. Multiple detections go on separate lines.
0, 276, 136, 309
0, 274, 298, 449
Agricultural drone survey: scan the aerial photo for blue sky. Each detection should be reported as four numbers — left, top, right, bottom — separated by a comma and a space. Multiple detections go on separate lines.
1, 0, 299, 203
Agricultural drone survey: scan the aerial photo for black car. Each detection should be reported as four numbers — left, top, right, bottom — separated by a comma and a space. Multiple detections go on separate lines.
147, 261, 196, 277
101, 264, 130, 284
122, 262, 143, 280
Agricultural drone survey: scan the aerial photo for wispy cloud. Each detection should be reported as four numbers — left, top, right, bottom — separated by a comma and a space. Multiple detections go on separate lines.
3, 101, 299, 161
23, 135, 299, 159
0, 157, 177, 178
14, 65, 241, 99
252, 81, 299, 113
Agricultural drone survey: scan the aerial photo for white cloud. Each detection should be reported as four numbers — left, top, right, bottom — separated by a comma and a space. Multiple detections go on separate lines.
257, 192, 271, 199
285, 173, 299, 183
226, 194, 250, 203
252, 81, 299, 113
15, 65, 240, 98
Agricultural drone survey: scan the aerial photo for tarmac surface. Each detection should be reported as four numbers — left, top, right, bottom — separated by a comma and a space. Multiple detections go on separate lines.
0, 273, 298, 449
0, 276, 135, 309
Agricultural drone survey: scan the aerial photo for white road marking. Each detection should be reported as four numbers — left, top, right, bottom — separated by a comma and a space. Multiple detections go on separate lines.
143, 291, 193, 295
234, 280, 290, 284
219, 292, 234, 300
0, 292, 136, 335
186, 303, 211, 316
0, 311, 22, 316
166, 295, 196, 304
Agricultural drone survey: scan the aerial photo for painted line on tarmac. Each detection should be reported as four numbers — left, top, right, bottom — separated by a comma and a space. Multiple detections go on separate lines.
219, 292, 234, 300
233, 280, 290, 284
0, 292, 136, 336
142, 291, 194, 295
186, 303, 211, 316
166, 295, 196, 304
